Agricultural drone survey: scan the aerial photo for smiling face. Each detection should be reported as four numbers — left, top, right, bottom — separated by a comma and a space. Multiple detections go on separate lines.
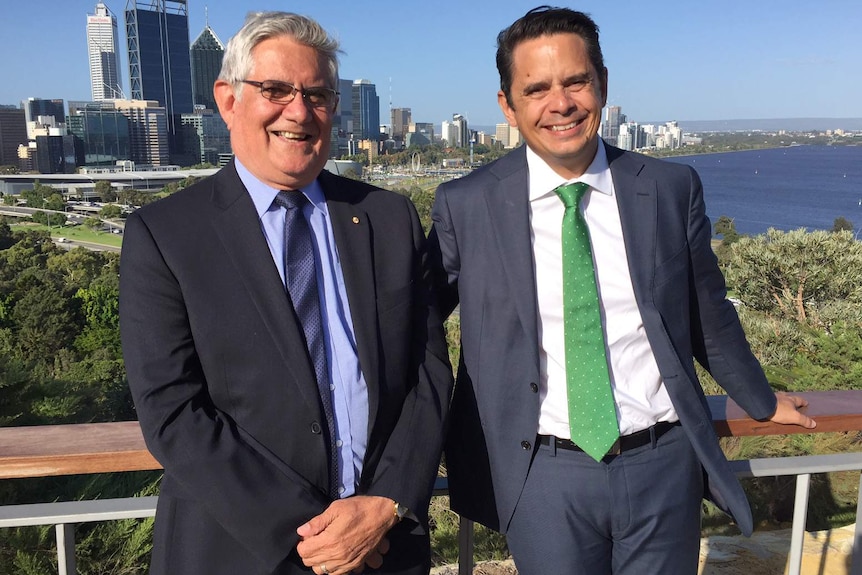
214, 35, 336, 190
499, 33, 608, 179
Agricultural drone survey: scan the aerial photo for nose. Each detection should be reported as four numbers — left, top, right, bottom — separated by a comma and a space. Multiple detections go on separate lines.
547, 85, 576, 114
279, 92, 313, 122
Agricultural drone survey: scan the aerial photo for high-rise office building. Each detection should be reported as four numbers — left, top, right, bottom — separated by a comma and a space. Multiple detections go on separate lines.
0, 106, 27, 168
602, 105, 624, 146
352, 79, 380, 141
22, 98, 66, 140
442, 114, 469, 148
87, 3, 123, 100
190, 20, 224, 111
390, 108, 411, 140
68, 100, 131, 166
125, 0, 193, 155
34, 134, 78, 174
112, 99, 170, 166
179, 109, 231, 166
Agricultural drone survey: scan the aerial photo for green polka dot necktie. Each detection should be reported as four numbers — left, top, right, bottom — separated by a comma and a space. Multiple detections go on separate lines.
554, 182, 619, 462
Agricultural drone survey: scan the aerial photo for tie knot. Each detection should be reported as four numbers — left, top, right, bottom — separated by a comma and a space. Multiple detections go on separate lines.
554, 182, 590, 209
275, 191, 308, 211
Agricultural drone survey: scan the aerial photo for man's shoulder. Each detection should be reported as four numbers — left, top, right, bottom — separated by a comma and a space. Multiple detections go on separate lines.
438, 147, 527, 195
318, 170, 410, 208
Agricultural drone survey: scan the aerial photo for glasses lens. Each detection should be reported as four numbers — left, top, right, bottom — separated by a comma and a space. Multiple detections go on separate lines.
260, 81, 296, 103
304, 88, 335, 108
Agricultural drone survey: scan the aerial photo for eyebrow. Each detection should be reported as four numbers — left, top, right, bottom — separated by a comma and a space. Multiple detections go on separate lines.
521, 72, 593, 94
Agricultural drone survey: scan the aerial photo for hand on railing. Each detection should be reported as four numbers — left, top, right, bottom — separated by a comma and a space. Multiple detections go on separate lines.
767, 392, 816, 430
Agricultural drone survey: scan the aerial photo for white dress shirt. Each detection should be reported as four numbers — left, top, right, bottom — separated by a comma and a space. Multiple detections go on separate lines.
528, 142, 678, 438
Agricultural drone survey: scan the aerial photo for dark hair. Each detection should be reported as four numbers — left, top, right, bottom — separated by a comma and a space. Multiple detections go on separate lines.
496, 6, 604, 106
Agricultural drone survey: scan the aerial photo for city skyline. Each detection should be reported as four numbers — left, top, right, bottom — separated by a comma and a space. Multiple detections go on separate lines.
1, 0, 860, 127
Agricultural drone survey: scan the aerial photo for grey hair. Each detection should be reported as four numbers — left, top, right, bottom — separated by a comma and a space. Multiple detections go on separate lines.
218, 11, 341, 93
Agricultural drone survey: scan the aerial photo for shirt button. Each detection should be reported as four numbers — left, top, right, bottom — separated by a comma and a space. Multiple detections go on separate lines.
311, 422, 322, 434
521, 440, 532, 450
338, 486, 346, 495
529, 382, 539, 393
336, 439, 343, 448
330, 384, 336, 391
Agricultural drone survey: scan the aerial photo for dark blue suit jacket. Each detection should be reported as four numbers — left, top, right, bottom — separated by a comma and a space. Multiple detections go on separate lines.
429, 143, 776, 536
120, 162, 452, 574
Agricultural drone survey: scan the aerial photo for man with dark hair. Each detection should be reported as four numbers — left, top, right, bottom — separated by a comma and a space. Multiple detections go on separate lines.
430, 6, 814, 574
121, 11, 451, 575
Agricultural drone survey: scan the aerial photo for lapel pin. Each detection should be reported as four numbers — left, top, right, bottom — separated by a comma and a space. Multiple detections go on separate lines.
352, 216, 360, 224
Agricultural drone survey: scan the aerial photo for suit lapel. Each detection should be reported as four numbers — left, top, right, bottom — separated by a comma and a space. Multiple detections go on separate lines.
209, 163, 322, 414
483, 149, 539, 347
606, 144, 657, 301
318, 173, 381, 429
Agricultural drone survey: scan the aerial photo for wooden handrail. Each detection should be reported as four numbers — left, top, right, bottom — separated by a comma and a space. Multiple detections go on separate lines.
2, 391, 862, 480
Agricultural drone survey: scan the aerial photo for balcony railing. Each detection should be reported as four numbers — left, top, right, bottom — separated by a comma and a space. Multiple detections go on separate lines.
2, 391, 862, 575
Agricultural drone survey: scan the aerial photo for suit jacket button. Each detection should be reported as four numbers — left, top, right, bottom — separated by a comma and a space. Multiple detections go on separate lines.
529, 382, 539, 393
311, 422, 322, 434
521, 440, 531, 450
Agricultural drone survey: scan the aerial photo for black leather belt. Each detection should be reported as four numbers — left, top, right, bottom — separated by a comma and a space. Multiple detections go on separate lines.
539, 421, 680, 456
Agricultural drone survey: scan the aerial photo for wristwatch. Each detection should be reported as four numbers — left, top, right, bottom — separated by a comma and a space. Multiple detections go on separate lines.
394, 501, 409, 522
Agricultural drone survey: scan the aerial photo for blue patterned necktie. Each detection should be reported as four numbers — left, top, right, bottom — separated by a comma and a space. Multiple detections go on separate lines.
275, 191, 339, 498
554, 182, 619, 461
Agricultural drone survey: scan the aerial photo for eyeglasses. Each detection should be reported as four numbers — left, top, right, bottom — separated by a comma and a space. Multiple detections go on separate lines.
240, 79, 339, 109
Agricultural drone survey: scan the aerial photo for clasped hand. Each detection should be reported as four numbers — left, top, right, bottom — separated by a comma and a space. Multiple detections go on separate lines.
296, 495, 398, 575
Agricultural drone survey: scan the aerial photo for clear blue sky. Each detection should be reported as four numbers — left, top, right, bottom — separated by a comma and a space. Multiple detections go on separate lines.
1, 0, 860, 127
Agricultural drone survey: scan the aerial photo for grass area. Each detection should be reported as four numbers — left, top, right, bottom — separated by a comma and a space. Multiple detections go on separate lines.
10, 222, 123, 248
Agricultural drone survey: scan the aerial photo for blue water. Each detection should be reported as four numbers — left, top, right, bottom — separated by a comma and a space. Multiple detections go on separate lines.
664, 146, 862, 236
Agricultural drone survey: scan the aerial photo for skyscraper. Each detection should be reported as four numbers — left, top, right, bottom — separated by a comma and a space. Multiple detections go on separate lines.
87, 2, 123, 100
190, 19, 224, 111
22, 98, 66, 140
390, 108, 411, 140
125, 0, 193, 155
0, 106, 27, 168
601, 105, 624, 146
351, 79, 380, 141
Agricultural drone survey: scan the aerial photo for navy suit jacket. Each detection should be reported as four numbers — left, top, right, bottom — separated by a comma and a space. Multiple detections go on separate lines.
429, 143, 776, 536
120, 162, 452, 575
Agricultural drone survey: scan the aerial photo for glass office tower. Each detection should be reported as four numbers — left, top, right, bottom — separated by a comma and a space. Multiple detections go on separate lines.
125, 0, 193, 157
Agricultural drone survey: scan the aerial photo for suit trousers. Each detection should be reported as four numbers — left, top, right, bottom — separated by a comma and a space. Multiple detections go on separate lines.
506, 424, 703, 575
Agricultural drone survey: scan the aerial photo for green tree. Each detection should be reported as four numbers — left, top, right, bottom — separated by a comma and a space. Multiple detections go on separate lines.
99, 204, 122, 219
95, 180, 117, 202
832, 216, 854, 233
724, 229, 862, 327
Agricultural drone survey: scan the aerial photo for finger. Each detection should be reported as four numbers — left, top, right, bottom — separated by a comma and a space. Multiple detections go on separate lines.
298, 512, 331, 539
365, 551, 384, 570
377, 536, 390, 555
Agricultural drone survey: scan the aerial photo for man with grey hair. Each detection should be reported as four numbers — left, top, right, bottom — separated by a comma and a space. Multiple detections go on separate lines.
121, 11, 451, 575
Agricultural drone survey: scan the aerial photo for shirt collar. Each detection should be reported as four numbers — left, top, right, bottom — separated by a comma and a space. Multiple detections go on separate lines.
526, 139, 613, 201
235, 158, 326, 218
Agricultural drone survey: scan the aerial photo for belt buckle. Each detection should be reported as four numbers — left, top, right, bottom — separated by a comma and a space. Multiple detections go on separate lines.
607, 438, 621, 456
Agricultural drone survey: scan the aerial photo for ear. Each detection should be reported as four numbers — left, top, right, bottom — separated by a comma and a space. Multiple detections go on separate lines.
497, 90, 518, 128
214, 80, 238, 130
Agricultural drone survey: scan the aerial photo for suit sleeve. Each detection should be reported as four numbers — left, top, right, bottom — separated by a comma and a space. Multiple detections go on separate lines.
427, 183, 461, 317
361, 195, 454, 524
120, 211, 329, 571
683, 166, 777, 420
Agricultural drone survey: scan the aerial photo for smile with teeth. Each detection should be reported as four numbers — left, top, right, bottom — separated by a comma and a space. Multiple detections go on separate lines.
549, 120, 581, 132
273, 130, 311, 141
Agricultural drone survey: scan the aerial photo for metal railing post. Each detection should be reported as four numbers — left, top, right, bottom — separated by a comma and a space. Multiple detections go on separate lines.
458, 517, 474, 575
786, 473, 811, 575
851, 472, 862, 575
56, 523, 76, 575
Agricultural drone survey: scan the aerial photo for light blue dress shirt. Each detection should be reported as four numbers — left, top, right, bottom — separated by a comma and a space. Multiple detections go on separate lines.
236, 159, 369, 498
